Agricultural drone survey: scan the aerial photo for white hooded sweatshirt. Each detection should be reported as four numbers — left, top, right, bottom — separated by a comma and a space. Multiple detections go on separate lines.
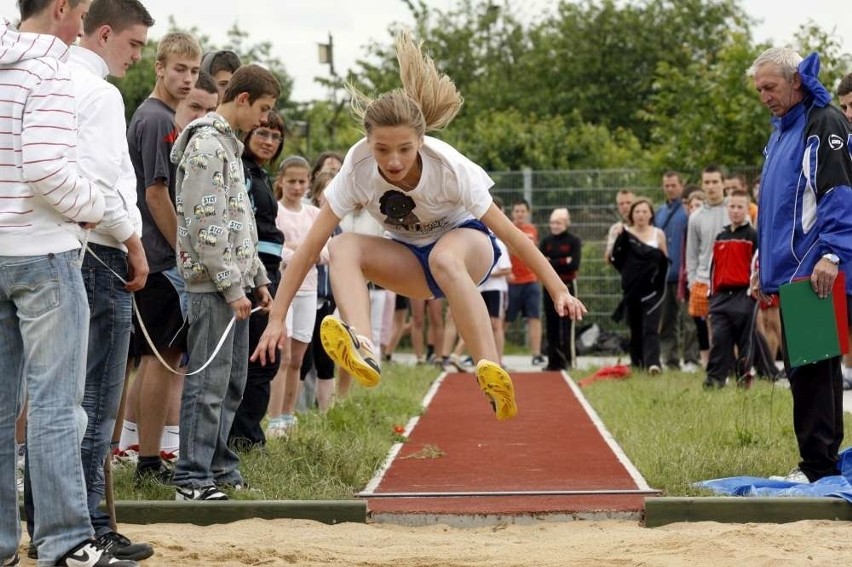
0, 19, 104, 255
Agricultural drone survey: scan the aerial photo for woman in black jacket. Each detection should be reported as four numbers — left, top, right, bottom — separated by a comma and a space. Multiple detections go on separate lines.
610, 198, 669, 374
228, 111, 286, 450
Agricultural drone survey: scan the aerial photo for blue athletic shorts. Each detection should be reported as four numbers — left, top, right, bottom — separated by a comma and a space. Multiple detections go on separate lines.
506, 281, 542, 321
395, 219, 501, 299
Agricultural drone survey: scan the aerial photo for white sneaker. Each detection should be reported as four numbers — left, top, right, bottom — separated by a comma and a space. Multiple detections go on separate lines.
681, 362, 700, 373
266, 414, 297, 439
769, 468, 810, 483
15, 444, 24, 495
446, 354, 470, 373
175, 485, 228, 501
111, 445, 139, 466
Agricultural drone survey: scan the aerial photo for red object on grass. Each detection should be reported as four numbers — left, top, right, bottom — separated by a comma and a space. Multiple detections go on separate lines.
833, 272, 849, 355
577, 364, 631, 388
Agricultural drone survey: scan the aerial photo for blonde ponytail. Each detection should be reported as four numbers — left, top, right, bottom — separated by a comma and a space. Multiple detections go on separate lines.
347, 29, 463, 136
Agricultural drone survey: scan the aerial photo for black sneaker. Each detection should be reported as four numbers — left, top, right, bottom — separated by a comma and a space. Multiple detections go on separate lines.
133, 462, 173, 486
96, 532, 154, 562
531, 354, 546, 366
2, 552, 19, 566
175, 485, 228, 501
57, 540, 139, 566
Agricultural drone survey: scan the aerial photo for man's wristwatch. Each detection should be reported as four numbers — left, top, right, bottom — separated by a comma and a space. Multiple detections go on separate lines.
822, 253, 840, 265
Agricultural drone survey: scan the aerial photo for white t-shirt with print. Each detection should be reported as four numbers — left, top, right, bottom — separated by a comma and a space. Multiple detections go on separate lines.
324, 136, 494, 247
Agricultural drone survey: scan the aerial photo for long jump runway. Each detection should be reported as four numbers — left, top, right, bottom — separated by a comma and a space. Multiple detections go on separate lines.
361, 370, 657, 525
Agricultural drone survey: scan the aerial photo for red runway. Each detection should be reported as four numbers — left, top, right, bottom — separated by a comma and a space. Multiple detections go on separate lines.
362, 371, 656, 523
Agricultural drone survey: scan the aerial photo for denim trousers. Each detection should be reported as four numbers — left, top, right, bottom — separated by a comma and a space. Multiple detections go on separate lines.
174, 292, 249, 488
0, 251, 93, 565
80, 244, 132, 534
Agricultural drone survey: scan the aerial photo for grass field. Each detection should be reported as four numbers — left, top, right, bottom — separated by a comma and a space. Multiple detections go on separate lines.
116, 361, 852, 500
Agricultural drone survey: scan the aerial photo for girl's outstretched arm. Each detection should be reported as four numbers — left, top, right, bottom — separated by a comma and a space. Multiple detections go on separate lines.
481, 203, 587, 320
251, 203, 341, 365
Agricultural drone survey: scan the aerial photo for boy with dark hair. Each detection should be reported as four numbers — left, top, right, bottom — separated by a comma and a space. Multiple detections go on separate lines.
123, 31, 201, 483
201, 49, 242, 98
0, 1, 138, 565
171, 64, 280, 501
656, 171, 699, 371
835, 73, 852, 387
23, 0, 155, 561
174, 70, 219, 131
506, 198, 545, 365
686, 164, 730, 365
702, 188, 757, 389
837, 72, 852, 123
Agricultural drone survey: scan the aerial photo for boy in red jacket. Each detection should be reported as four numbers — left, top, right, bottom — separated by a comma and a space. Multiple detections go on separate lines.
704, 189, 757, 389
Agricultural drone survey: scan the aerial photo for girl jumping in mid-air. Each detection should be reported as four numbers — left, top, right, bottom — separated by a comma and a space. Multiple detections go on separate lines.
253, 29, 586, 420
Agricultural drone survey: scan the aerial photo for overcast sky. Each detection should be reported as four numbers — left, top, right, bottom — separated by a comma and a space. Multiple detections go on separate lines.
0, 0, 849, 102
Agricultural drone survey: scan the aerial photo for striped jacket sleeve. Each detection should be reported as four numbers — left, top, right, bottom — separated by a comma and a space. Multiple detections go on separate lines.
20, 62, 103, 223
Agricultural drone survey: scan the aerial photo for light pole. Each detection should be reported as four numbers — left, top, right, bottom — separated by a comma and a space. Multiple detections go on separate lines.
318, 32, 342, 148
318, 32, 337, 82
290, 119, 311, 157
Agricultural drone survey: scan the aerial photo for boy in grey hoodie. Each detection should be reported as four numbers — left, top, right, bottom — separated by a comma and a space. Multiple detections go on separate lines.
170, 64, 280, 501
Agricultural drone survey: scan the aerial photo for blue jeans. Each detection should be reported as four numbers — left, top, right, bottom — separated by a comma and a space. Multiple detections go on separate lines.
162, 265, 188, 319
80, 244, 132, 534
0, 251, 93, 565
174, 292, 249, 488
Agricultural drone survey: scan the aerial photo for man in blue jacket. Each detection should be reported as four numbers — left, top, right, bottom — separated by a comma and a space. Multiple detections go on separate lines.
749, 48, 852, 483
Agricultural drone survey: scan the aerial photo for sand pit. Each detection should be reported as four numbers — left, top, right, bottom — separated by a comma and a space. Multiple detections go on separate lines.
15, 517, 849, 566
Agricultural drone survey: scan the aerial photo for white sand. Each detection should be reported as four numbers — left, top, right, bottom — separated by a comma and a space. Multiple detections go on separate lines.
16, 518, 849, 566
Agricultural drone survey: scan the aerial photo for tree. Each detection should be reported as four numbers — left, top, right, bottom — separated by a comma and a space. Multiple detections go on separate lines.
524, 0, 752, 145
643, 32, 768, 175
218, 23, 294, 110
113, 18, 295, 121
318, 0, 852, 173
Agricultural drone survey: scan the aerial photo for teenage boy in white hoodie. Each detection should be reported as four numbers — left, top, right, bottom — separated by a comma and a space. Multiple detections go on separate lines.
41, 0, 153, 561
0, 2, 138, 566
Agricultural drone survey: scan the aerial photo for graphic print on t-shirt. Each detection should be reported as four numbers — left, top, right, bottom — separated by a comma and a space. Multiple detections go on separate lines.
379, 190, 422, 230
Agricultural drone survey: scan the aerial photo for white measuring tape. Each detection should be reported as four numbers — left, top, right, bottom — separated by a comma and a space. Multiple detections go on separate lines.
85, 245, 261, 376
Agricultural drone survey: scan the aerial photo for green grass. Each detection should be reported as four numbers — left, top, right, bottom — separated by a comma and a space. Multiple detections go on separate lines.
116, 362, 437, 501
580, 368, 852, 495
115, 363, 851, 500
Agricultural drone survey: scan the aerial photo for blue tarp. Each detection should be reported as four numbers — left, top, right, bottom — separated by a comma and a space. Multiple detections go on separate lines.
694, 447, 852, 502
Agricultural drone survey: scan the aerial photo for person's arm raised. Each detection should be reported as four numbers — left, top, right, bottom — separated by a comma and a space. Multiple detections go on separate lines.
251, 202, 341, 365
481, 203, 586, 320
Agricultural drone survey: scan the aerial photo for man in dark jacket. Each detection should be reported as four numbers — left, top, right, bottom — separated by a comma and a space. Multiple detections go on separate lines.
749, 48, 852, 483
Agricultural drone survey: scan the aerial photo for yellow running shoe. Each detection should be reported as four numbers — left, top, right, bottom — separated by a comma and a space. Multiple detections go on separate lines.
320, 316, 381, 387
475, 360, 518, 421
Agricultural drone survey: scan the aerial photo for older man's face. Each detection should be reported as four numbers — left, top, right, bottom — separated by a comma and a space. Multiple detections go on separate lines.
753, 63, 802, 118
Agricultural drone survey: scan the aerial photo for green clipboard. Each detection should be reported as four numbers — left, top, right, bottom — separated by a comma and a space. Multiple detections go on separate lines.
778, 274, 846, 368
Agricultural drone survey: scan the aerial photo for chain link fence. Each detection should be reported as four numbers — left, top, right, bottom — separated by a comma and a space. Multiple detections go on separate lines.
490, 168, 662, 347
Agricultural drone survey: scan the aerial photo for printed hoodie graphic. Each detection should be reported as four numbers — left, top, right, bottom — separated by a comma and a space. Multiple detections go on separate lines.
0, 19, 105, 255
172, 113, 268, 302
